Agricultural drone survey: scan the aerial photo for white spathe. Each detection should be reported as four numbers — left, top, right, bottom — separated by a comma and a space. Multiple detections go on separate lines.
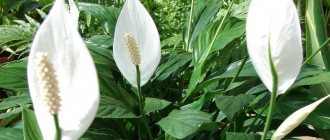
113, 0, 161, 87
272, 95, 330, 140
68, 0, 79, 28
27, 0, 99, 139
246, 0, 303, 94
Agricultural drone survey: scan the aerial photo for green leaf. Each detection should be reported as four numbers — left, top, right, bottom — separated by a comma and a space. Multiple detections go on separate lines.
215, 94, 255, 120
157, 109, 212, 139
144, 97, 171, 115
293, 72, 330, 87
226, 132, 260, 140
306, 0, 330, 69
97, 95, 138, 118
22, 106, 42, 140
78, 3, 120, 35
211, 23, 246, 53
155, 51, 191, 80
181, 95, 205, 110
86, 35, 113, 49
0, 60, 28, 92
184, 0, 221, 47
0, 96, 31, 110
0, 128, 23, 140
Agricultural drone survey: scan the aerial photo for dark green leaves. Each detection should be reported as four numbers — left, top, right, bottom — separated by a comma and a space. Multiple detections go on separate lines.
144, 97, 171, 115
0, 60, 28, 91
226, 132, 260, 140
157, 109, 212, 139
78, 3, 120, 35
97, 95, 138, 118
215, 94, 255, 120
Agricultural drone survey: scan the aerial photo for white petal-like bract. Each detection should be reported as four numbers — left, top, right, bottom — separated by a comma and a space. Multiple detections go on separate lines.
246, 0, 303, 94
27, 0, 99, 139
113, 0, 161, 87
68, 0, 79, 28
272, 95, 330, 140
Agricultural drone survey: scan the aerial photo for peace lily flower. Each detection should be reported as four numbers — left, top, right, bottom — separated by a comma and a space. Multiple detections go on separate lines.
68, 0, 79, 28
27, 0, 99, 139
113, 0, 161, 87
272, 95, 330, 140
246, 0, 303, 95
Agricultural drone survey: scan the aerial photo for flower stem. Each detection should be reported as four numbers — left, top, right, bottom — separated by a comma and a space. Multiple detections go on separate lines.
136, 65, 153, 140
261, 36, 279, 140
53, 114, 61, 140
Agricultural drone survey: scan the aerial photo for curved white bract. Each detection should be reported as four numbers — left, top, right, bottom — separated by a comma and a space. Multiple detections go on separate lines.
27, 0, 99, 139
246, 0, 303, 94
272, 95, 330, 140
113, 0, 161, 87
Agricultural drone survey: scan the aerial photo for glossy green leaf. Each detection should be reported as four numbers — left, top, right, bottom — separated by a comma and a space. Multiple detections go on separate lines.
22, 106, 42, 140
0, 96, 31, 110
0, 60, 28, 92
157, 109, 212, 139
86, 35, 113, 49
215, 94, 255, 120
0, 128, 23, 140
181, 95, 205, 110
97, 95, 138, 118
144, 97, 171, 115
155, 51, 191, 80
78, 3, 120, 35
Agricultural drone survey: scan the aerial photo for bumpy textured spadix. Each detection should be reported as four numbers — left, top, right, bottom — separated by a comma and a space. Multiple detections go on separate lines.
113, 0, 161, 87
246, 0, 303, 95
35, 52, 61, 115
27, 0, 99, 139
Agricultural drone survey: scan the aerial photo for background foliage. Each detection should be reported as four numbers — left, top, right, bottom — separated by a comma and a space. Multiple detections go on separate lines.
0, 0, 330, 139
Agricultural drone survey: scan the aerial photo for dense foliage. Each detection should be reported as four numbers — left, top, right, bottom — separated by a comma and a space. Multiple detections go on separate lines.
0, 0, 330, 139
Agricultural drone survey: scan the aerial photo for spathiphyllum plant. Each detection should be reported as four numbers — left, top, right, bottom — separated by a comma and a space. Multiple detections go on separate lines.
27, 0, 99, 139
113, 0, 161, 87
246, 0, 302, 139
113, 0, 160, 139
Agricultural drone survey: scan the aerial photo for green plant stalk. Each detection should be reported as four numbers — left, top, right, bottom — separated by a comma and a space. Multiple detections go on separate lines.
261, 39, 278, 140
303, 37, 330, 66
225, 55, 249, 91
185, 0, 195, 51
244, 103, 268, 133
53, 114, 61, 140
136, 65, 153, 140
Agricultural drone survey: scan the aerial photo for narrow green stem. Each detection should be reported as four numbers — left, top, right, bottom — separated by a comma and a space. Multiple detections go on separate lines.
244, 103, 268, 133
185, 0, 195, 51
302, 37, 330, 66
135, 65, 153, 140
225, 55, 249, 91
53, 114, 61, 140
261, 37, 279, 140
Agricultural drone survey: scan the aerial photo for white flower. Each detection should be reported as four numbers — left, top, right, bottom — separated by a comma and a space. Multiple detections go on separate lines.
113, 0, 161, 87
246, 0, 303, 94
68, 0, 79, 28
27, 0, 99, 139
272, 95, 330, 140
